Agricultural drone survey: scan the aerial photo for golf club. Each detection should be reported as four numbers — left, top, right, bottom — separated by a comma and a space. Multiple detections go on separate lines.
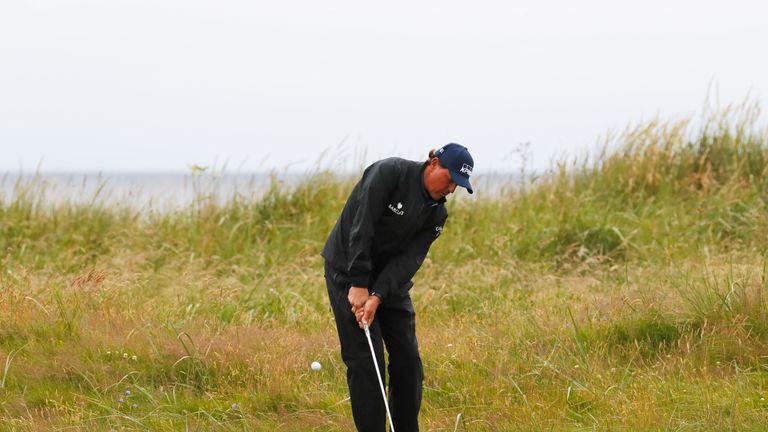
363, 321, 395, 432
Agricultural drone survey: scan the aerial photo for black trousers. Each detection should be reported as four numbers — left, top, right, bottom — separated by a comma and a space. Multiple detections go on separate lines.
324, 262, 423, 432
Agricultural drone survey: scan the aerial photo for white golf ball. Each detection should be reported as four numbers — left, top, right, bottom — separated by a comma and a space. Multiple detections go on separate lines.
311, 361, 321, 371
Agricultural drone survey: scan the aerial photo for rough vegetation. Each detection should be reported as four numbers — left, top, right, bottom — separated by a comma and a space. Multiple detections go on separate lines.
2, 102, 768, 430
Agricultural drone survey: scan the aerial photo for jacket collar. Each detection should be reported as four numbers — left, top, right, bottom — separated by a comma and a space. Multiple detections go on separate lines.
419, 164, 446, 206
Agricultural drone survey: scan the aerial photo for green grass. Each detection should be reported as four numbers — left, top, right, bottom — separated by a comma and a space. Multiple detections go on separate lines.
2, 102, 768, 430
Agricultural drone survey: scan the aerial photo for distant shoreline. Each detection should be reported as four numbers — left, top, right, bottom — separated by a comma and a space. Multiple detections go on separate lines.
0, 171, 522, 209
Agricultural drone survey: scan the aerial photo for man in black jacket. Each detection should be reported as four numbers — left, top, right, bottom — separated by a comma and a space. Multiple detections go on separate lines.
322, 143, 475, 432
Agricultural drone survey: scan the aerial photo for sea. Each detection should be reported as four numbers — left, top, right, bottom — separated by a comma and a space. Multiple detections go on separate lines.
0, 171, 522, 211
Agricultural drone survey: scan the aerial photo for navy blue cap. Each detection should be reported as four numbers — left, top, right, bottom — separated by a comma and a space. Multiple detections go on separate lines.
435, 143, 474, 194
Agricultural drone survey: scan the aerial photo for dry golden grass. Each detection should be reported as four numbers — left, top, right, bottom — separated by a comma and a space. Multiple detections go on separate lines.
3, 104, 768, 429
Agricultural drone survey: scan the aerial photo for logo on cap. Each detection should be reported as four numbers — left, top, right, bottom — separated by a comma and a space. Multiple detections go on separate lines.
435, 142, 475, 194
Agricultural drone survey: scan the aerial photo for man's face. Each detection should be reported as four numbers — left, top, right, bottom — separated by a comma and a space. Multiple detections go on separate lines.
424, 158, 457, 200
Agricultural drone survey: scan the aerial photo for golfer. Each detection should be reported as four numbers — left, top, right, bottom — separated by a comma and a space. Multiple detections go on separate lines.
322, 143, 474, 431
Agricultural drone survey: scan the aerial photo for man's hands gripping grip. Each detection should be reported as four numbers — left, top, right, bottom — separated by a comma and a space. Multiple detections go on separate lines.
348, 287, 382, 329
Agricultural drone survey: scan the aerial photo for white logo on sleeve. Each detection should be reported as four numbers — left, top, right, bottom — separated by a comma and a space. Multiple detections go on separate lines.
388, 202, 405, 215
435, 225, 443, 237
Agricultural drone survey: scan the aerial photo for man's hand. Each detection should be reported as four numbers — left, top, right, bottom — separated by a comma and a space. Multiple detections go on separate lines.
355, 295, 382, 329
348, 287, 369, 315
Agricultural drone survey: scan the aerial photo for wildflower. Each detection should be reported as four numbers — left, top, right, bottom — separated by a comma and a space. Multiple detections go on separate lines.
189, 164, 208, 177
132, 404, 139, 409
231, 403, 239, 410
106, 351, 111, 355
125, 390, 132, 396
118, 398, 125, 404
123, 353, 128, 359
132, 355, 138, 361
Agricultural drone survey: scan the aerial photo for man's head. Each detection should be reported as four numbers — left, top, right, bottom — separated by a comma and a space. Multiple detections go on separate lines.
423, 143, 474, 200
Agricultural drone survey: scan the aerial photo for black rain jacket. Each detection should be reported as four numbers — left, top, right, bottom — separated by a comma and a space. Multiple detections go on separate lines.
321, 157, 448, 300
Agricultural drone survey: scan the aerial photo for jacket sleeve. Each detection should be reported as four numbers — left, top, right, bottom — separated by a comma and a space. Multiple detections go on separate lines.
369, 217, 446, 300
345, 160, 399, 288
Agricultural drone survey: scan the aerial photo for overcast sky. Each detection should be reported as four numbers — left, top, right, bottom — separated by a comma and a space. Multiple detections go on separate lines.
1, 0, 767, 174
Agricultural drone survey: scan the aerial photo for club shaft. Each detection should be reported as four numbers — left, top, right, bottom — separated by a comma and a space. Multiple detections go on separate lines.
364, 322, 395, 432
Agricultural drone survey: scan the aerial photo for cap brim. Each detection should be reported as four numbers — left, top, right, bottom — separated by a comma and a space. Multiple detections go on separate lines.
449, 170, 473, 194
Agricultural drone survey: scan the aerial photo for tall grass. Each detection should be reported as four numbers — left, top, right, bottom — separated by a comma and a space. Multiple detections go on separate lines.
440, 101, 768, 266
1, 102, 768, 430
